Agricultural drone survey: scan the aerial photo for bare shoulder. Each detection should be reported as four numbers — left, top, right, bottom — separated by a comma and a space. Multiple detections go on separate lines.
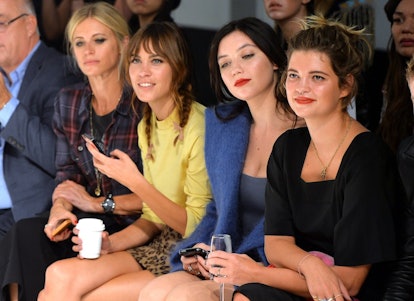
349, 118, 370, 139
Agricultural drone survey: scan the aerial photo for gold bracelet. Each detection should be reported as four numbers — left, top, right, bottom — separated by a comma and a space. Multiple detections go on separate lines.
297, 253, 314, 278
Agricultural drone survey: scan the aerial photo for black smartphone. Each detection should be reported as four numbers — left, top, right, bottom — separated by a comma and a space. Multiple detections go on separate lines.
82, 133, 105, 154
179, 247, 209, 259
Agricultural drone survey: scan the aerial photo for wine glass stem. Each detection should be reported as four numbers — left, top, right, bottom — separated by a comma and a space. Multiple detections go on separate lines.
220, 283, 225, 301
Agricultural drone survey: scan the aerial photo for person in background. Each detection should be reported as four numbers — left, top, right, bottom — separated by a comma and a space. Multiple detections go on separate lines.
0, 3, 141, 300
383, 55, 414, 301
235, 15, 403, 301
126, 0, 180, 32
138, 17, 300, 301
325, 0, 386, 132
378, 0, 414, 154
37, 21, 212, 301
0, 0, 80, 240
262, 0, 315, 50
35, 0, 131, 51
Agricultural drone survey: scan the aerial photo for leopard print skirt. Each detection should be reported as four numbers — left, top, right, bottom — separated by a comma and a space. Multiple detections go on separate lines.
127, 226, 182, 276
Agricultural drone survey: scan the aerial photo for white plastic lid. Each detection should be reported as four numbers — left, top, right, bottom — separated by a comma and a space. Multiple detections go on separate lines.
75, 218, 105, 231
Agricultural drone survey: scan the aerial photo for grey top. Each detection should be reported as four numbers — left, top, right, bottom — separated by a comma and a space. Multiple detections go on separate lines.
239, 174, 266, 236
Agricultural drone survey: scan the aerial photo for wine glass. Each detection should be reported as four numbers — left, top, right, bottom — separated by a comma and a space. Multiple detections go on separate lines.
210, 234, 232, 301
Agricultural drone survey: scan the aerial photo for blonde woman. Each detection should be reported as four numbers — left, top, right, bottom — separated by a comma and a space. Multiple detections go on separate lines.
38, 21, 211, 301
0, 3, 142, 301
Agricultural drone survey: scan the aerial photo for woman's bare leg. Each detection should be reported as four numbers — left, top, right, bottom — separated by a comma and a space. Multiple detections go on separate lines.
166, 279, 234, 301
82, 270, 155, 301
38, 251, 140, 301
139, 271, 200, 301
9, 283, 18, 301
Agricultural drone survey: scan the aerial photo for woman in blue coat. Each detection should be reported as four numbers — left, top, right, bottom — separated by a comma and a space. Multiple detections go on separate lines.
139, 17, 301, 301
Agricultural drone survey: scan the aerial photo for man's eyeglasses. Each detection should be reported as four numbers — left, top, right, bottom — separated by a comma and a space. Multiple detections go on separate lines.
0, 14, 28, 33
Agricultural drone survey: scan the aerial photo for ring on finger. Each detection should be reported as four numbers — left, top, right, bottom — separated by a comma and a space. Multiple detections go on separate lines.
326, 294, 341, 301
216, 267, 227, 278
187, 264, 193, 272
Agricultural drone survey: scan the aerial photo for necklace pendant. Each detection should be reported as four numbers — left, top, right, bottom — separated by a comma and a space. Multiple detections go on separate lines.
321, 168, 327, 180
95, 186, 101, 196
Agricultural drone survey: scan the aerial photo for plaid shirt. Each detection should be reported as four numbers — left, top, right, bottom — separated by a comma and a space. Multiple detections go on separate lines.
53, 82, 141, 197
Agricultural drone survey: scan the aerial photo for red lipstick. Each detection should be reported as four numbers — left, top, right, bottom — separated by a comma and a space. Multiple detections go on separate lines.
295, 96, 315, 104
234, 78, 250, 87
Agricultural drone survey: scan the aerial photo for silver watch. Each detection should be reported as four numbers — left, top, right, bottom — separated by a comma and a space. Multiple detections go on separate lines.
101, 193, 115, 214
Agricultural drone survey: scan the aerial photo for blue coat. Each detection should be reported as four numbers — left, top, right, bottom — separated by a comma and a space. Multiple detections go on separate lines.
170, 102, 268, 271
0, 42, 81, 222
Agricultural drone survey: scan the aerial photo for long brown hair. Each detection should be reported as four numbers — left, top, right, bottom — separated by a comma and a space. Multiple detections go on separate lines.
127, 22, 195, 160
378, 0, 413, 153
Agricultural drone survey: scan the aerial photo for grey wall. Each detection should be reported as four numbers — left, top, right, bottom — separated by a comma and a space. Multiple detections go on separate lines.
373, 0, 391, 51
172, 0, 391, 51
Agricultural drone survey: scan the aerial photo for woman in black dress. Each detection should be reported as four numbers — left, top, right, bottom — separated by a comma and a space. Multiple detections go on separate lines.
234, 15, 404, 301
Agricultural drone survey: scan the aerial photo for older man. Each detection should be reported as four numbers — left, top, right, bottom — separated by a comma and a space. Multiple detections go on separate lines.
0, 0, 80, 239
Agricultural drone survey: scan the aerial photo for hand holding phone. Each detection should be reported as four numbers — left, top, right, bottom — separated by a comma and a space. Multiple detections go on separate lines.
82, 133, 105, 154
51, 219, 73, 237
179, 247, 209, 259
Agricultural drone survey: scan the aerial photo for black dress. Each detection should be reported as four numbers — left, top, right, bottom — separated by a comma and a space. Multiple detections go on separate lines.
236, 128, 404, 301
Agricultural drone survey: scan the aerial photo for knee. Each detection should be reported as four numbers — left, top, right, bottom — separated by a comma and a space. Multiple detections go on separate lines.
140, 272, 194, 301
139, 276, 170, 301
43, 260, 75, 290
166, 282, 211, 301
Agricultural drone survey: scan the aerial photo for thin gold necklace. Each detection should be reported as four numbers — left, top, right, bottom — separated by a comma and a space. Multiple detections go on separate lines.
311, 117, 352, 180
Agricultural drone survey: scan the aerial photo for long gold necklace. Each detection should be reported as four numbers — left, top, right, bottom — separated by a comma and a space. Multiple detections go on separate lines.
89, 99, 102, 196
311, 117, 352, 180
89, 91, 123, 196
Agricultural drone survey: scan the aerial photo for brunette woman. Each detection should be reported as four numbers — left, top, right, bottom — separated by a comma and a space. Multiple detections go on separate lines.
236, 15, 403, 301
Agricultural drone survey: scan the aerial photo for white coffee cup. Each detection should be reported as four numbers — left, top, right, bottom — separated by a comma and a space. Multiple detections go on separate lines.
75, 218, 105, 259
